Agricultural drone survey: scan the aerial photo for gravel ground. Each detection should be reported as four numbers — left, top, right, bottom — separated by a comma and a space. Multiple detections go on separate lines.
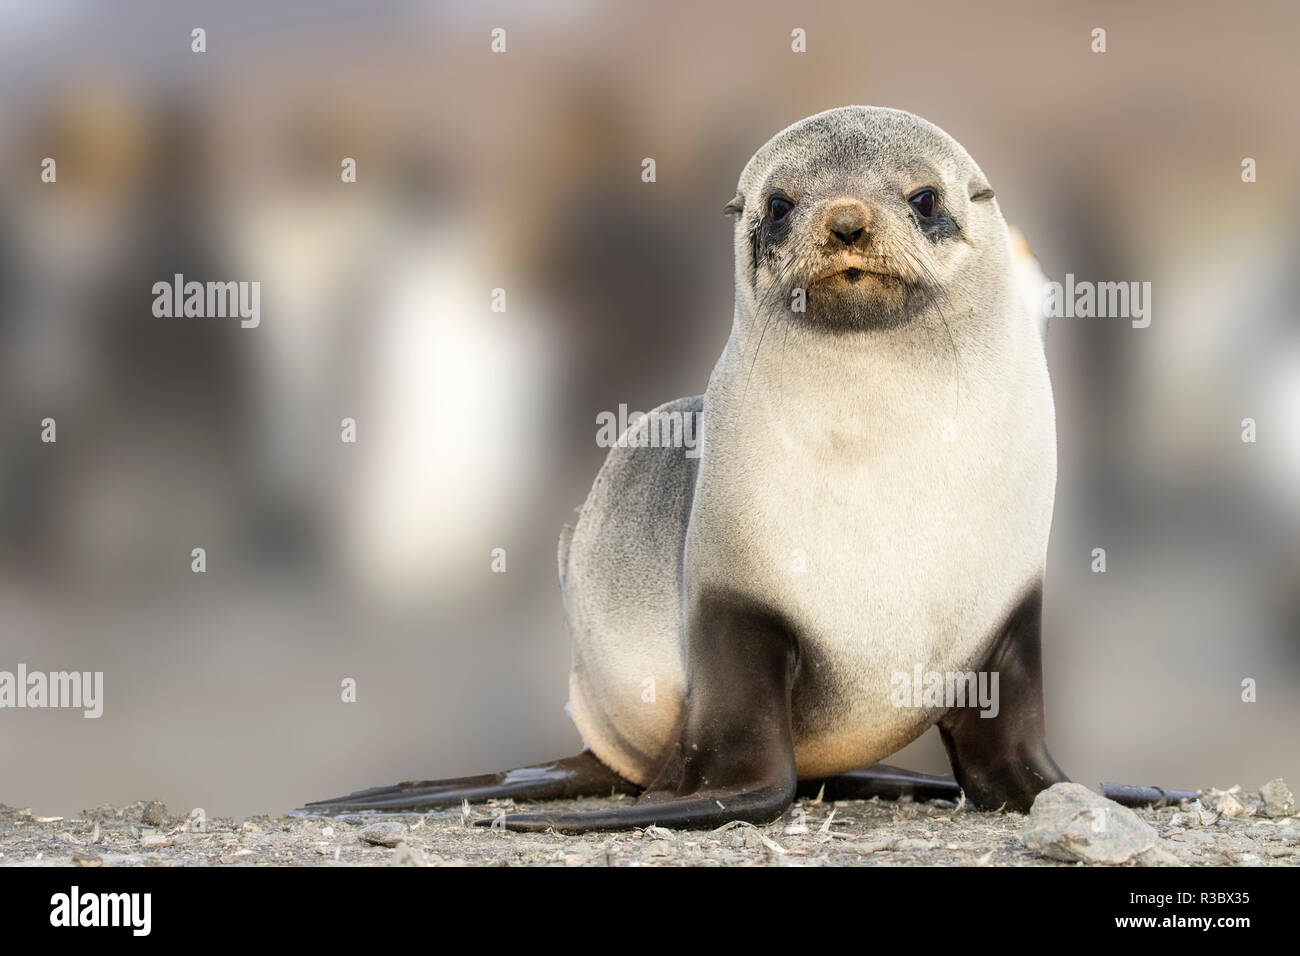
3, 784, 1298, 866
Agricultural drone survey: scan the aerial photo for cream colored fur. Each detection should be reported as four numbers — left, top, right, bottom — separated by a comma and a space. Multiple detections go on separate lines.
564, 107, 1055, 785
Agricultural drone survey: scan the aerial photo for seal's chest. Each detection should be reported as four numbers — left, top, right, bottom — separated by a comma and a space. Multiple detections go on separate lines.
739, 401, 1041, 668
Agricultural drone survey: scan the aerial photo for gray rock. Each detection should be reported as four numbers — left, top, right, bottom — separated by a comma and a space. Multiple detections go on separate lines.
141, 801, 169, 827
1259, 779, 1295, 818
358, 822, 407, 847
896, 837, 936, 852
139, 830, 173, 849
1135, 844, 1180, 866
1216, 791, 1248, 818
1022, 783, 1159, 865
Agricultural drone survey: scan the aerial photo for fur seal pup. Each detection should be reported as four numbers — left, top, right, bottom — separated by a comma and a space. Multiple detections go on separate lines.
303, 105, 1075, 831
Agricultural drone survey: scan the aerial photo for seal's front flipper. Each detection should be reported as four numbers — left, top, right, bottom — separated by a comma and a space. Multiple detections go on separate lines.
296, 750, 635, 815
480, 598, 800, 833
797, 765, 962, 803
938, 582, 1069, 811
475, 782, 793, 834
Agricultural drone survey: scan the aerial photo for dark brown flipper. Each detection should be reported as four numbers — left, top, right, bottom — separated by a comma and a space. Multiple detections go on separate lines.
798, 766, 1194, 809
797, 764, 962, 802
1101, 783, 1197, 807
295, 750, 636, 815
937, 582, 1069, 811
479, 594, 800, 833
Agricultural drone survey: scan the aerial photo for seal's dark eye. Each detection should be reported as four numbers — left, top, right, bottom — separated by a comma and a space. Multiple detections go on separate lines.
908, 188, 938, 219
768, 194, 794, 223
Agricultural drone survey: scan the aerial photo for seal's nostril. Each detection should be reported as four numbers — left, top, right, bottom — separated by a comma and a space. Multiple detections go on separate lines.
824, 201, 870, 247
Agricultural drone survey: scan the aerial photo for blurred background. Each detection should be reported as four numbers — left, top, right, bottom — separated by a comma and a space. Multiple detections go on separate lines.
0, 0, 1295, 818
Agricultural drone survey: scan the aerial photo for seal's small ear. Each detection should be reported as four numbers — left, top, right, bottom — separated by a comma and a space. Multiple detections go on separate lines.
969, 182, 995, 202
723, 192, 745, 215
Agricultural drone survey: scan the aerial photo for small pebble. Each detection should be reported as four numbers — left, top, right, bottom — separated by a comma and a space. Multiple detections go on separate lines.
140, 830, 172, 849
358, 822, 407, 847
1260, 779, 1296, 819
1216, 792, 1247, 818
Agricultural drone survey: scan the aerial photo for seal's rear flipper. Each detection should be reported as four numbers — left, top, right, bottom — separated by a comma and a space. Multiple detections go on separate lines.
474, 782, 793, 834
295, 750, 636, 815
797, 765, 962, 803
796, 768, 1191, 809
480, 597, 800, 833
1101, 783, 1198, 807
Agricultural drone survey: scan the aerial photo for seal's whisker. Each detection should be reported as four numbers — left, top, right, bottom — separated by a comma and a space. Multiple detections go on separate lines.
899, 244, 961, 418
739, 307, 778, 407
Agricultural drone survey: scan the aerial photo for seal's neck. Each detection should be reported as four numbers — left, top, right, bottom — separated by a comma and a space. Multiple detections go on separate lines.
708, 287, 1034, 448
718, 305, 954, 405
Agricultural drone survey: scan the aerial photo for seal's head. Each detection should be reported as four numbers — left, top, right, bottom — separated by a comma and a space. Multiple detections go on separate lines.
727, 106, 1004, 330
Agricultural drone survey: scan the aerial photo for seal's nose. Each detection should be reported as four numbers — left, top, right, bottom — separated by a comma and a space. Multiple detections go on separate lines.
823, 199, 871, 247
